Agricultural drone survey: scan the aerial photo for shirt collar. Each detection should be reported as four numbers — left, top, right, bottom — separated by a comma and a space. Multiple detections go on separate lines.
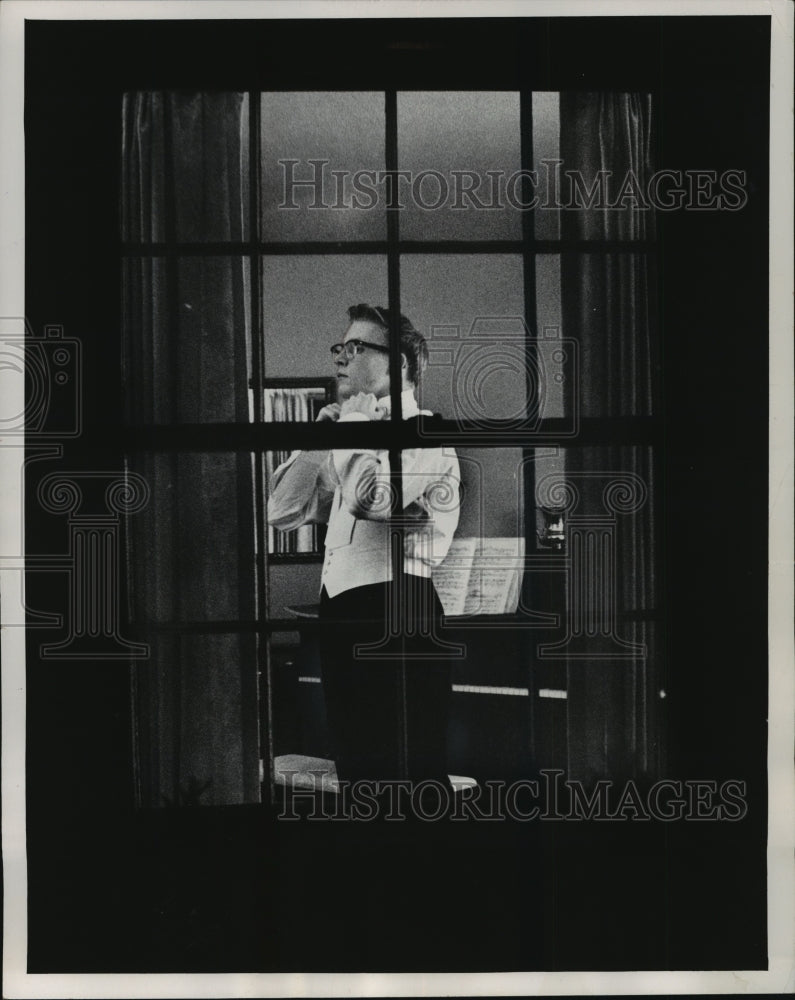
376, 388, 427, 419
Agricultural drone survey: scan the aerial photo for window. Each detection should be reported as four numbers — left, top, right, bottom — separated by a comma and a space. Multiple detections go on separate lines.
122, 89, 660, 806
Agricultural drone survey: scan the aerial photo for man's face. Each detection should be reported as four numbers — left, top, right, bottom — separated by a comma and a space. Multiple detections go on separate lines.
334, 319, 391, 400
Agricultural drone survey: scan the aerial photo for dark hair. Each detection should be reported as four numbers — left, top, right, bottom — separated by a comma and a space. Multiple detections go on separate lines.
347, 303, 428, 386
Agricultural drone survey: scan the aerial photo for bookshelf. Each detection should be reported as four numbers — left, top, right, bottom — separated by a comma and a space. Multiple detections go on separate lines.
263, 378, 335, 563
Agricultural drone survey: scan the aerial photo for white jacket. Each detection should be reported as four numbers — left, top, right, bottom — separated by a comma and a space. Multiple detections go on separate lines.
268, 389, 461, 598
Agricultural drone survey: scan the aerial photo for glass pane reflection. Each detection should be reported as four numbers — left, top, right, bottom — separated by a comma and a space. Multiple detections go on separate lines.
398, 92, 522, 241
400, 254, 525, 421
260, 92, 386, 242
260, 255, 387, 384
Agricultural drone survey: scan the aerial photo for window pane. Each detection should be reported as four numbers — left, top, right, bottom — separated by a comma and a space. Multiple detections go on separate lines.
268, 560, 323, 619
122, 256, 168, 421
400, 254, 526, 421
535, 254, 566, 420
537, 445, 656, 617
538, 445, 657, 779
269, 629, 332, 777
559, 253, 656, 418
397, 92, 522, 241
260, 93, 386, 242
122, 92, 250, 243
122, 256, 251, 424
170, 93, 250, 242
133, 630, 258, 807
126, 451, 256, 624
532, 92, 561, 241
260, 255, 387, 385
558, 92, 655, 241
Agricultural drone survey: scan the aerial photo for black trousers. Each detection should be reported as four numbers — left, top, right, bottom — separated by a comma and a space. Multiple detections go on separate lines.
319, 578, 452, 784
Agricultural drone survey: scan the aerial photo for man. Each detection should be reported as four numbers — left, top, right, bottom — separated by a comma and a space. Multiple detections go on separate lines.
268, 304, 460, 788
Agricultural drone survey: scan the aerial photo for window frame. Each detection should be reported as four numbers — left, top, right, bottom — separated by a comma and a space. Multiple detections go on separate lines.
120, 87, 663, 800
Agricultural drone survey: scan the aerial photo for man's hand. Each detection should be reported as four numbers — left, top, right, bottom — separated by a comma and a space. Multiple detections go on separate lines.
315, 403, 341, 422
339, 393, 385, 420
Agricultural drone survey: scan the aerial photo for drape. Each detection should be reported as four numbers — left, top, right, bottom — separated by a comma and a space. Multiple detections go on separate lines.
558, 93, 658, 782
122, 93, 259, 806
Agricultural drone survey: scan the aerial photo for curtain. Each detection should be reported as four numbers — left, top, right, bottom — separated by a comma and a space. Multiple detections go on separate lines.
122, 93, 259, 806
557, 93, 658, 783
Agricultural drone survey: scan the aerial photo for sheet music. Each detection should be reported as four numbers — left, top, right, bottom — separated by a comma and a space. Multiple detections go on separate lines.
433, 537, 525, 616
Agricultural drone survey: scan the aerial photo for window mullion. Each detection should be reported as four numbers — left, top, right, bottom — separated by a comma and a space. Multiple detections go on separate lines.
384, 88, 410, 781
248, 90, 276, 807
519, 87, 541, 761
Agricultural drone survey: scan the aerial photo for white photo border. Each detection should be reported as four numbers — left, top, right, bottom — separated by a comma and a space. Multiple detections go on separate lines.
2, 1, 792, 997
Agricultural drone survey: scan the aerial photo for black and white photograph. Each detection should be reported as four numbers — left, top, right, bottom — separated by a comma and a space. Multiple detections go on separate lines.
1, 1, 792, 996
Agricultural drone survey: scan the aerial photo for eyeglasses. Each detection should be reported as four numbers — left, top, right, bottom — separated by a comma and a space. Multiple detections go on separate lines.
330, 339, 391, 360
